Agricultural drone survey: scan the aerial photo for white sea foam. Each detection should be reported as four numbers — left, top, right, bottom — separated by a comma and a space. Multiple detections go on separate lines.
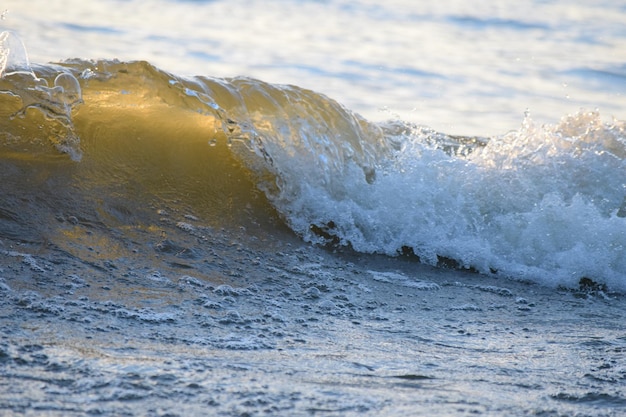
270, 111, 626, 291
368, 270, 440, 290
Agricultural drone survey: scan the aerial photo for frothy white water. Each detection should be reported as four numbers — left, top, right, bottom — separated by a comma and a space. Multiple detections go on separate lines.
1, 32, 623, 290
266, 111, 626, 291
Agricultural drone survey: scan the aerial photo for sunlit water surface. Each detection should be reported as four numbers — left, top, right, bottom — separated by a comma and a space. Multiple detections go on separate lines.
3, 0, 625, 135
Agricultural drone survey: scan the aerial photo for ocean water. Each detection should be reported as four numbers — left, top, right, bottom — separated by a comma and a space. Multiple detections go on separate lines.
1, 1, 625, 416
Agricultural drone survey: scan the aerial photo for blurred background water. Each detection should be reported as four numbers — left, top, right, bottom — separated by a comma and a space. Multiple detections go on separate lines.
3, 0, 625, 136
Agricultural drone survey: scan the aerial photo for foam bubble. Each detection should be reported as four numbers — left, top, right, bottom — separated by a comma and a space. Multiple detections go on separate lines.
53, 72, 82, 106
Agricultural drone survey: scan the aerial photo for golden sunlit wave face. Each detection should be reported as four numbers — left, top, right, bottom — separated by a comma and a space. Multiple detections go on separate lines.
1, 55, 625, 290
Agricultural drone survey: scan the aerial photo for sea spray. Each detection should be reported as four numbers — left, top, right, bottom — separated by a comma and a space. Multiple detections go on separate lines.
1, 57, 625, 291
253, 108, 626, 289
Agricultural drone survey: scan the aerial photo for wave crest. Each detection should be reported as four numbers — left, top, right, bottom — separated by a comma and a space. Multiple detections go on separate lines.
1, 58, 625, 290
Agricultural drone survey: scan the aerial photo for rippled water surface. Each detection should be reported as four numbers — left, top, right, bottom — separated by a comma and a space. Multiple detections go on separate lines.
2, 244, 625, 416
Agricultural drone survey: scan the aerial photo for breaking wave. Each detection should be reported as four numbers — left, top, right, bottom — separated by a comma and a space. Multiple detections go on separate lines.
1, 32, 625, 291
